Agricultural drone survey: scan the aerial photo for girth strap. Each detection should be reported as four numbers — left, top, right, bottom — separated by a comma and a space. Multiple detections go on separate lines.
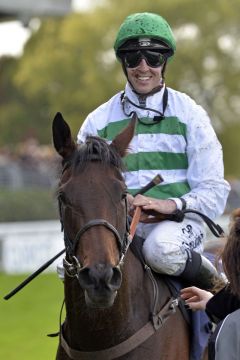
60, 296, 179, 360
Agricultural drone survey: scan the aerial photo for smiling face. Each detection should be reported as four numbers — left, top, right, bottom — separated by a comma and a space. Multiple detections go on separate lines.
126, 58, 164, 94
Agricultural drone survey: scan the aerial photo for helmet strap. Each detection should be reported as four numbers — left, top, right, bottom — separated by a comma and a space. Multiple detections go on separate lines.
161, 61, 167, 81
121, 86, 168, 122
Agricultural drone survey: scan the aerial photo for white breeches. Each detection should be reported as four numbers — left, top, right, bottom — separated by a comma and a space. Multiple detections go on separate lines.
136, 216, 205, 276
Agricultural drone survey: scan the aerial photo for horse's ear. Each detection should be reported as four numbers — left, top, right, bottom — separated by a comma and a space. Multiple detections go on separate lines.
110, 113, 137, 157
52, 112, 76, 159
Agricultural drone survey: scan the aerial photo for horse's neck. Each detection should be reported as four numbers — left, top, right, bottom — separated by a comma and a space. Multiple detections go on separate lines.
63, 249, 150, 349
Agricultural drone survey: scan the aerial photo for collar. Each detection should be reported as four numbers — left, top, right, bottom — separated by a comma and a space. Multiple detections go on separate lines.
122, 84, 168, 122
123, 83, 166, 116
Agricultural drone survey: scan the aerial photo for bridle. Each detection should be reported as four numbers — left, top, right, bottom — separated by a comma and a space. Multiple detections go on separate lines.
57, 169, 184, 360
57, 165, 131, 278
57, 189, 185, 360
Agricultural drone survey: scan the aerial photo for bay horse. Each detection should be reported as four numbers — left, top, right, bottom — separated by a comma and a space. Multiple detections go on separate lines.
52, 112, 190, 360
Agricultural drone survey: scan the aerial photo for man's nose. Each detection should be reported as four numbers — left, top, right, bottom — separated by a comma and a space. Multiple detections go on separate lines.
137, 58, 149, 70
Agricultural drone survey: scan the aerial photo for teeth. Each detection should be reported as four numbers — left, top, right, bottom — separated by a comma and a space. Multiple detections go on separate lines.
138, 76, 150, 80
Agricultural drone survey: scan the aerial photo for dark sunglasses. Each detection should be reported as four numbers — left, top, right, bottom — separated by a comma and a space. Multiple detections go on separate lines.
121, 50, 166, 68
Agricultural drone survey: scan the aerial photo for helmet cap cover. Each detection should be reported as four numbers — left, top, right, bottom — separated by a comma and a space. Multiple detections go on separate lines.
114, 12, 176, 59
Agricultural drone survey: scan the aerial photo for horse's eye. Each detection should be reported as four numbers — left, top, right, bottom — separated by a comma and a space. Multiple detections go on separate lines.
58, 192, 67, 204
121, 191, 127, 200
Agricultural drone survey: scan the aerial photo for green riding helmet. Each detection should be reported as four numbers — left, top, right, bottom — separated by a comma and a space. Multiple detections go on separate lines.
114, 12, 176, 59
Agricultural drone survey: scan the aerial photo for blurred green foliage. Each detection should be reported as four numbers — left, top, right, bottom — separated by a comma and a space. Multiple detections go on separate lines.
0, 0, 240, 176
0, 187, 58, 222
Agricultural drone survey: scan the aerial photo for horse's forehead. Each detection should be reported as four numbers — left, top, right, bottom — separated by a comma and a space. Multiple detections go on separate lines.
60, 163, 124, 194
75, 163, 120, 182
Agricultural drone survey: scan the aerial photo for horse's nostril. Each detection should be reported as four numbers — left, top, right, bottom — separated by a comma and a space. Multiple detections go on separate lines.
78, 267, 92, 288
77, 265, 122, 291
110, 266, 122, 289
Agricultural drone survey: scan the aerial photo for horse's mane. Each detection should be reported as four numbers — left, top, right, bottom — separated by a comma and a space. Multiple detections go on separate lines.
72, 136, 124, 172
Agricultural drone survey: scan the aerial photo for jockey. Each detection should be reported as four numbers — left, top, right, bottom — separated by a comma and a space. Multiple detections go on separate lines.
77, 12, 230, 288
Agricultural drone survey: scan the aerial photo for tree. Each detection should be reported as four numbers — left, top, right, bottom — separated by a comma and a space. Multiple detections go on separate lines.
1, 0, 240, 177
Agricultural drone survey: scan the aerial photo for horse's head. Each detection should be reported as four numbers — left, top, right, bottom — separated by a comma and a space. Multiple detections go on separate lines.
52, 112, 136, 308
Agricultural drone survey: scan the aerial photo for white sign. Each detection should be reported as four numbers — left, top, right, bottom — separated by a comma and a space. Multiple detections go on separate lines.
0, 220, 64, 274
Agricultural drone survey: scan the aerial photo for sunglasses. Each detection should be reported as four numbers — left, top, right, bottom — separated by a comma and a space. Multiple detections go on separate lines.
121, 50, 166, 68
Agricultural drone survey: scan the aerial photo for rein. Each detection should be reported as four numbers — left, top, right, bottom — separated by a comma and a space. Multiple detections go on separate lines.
147, 209, 225, 238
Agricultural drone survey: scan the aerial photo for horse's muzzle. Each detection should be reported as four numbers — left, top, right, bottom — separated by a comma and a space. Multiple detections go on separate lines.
77, 264, 122, 308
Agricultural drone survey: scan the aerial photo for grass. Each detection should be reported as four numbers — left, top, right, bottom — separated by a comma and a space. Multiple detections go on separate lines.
0, 272, 64, 360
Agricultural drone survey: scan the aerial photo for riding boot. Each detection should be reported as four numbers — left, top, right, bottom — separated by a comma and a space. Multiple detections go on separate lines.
180, 250, 223, 290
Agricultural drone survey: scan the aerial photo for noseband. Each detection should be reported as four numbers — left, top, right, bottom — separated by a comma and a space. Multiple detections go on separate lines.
58, 195, 131, 277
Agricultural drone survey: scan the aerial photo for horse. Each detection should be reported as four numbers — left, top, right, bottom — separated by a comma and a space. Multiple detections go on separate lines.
52, 112, 190, 360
